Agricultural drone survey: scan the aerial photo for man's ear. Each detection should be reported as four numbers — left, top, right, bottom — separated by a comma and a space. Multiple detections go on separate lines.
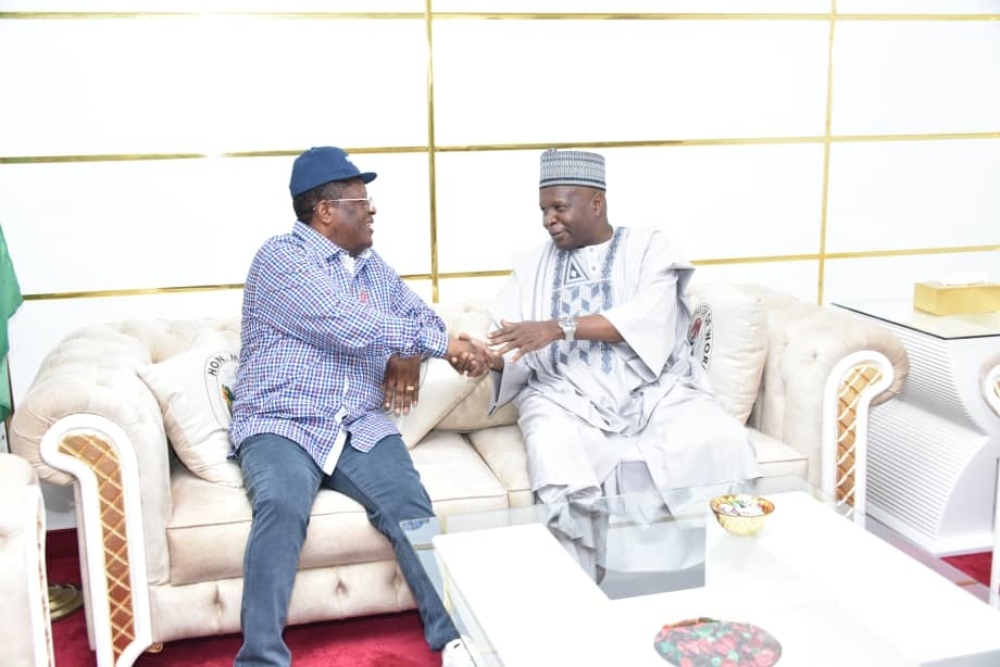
591, 191, 605, 215
314, 199, 336, 225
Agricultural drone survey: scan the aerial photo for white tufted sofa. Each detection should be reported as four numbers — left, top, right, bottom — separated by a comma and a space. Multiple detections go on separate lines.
0, 452, 54, 667
9, 282, 908, 667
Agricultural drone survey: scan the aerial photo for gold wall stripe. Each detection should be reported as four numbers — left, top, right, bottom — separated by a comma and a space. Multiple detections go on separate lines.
3, 12, 998, 21
817, 1, 838, 305
0, 146, 431, 165
434, 13, 1000, 22
431, 270, 511, 280
825, 245, 1000, 260
24, 283, 245, 302
831, 132, 1000, 143
836, 14, 1000, 22
430, 13, 829, 21
20, 246, 1000, 302
5, 133, 999, 165
423, 0, 441, 303
0, 12, 426, 20
0, 153, 208, 165
694, 254, 820, 266
436, 137, 824, 152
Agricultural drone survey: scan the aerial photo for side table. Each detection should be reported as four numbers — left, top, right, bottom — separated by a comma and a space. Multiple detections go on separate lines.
833, 300, 1000, 556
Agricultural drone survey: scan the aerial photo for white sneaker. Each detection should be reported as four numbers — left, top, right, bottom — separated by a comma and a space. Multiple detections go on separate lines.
441, 637, 478, 667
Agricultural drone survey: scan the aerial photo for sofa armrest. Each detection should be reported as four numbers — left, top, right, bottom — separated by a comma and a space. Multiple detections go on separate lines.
741, 285, 909, 488
38, 415, 155, 667
0, 453, 53, 667
8, 325, 172, 602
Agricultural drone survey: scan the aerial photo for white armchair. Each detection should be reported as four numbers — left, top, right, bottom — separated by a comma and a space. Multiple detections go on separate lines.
981, 350, 1000, 608
0, 452, 54, 667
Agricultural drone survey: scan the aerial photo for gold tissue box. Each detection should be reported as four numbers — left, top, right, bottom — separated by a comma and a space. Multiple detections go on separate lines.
913, 281, 1000, 315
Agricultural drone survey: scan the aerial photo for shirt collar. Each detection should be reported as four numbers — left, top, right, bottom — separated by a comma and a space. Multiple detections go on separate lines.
291, 220, 371, 264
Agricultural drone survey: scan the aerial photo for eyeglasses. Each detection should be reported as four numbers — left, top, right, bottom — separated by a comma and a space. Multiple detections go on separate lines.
315, 197, 376, 213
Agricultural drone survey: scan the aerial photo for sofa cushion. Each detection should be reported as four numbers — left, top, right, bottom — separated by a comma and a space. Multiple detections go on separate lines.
748, 428, 808, 479
388, 358, 482, 449
436, 376, 519, 431
687, 280, 768, 424
465, 424, 533, 507
166, 431, 510, 585
136, 336, 244, 488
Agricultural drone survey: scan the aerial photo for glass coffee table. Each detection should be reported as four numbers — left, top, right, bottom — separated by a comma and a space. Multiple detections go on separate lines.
403, 476, 1000, 666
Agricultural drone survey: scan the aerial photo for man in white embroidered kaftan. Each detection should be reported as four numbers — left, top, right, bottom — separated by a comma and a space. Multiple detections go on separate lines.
478, 149, 762, 512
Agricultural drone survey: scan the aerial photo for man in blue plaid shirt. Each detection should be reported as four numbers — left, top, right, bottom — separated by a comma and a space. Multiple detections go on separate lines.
229, 146, 484, 667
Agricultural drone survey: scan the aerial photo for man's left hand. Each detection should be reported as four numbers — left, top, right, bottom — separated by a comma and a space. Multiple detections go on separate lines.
488, 319, 562, 363
383, 354, 421, 415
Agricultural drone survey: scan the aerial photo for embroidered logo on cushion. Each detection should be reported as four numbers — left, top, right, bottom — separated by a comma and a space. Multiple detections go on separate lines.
204, 351, 239, 426
687, 303, 713, 370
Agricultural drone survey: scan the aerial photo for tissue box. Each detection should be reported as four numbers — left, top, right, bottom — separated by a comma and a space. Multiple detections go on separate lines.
913, 281, 1000, 315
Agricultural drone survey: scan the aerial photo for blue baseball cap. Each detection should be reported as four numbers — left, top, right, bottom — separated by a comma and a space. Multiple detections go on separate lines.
289, 146, 377, 197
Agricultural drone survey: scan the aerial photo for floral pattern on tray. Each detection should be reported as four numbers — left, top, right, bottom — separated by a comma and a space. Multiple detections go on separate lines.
653, 616, 782, 666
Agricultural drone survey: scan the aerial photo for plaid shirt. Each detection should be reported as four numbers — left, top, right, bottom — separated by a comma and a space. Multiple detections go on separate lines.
229, 222, 449, 471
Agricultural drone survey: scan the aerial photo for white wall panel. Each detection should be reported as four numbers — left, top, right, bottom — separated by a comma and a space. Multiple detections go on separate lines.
434, 150, 544, 273
437, 275, 510, 307
603, 145, 824, 260
432, 20, 829, 146
822, 251, 1000, 304
0, 17, 427, 156
826, 139, 1000, 252
435, 144, 824, 273
837, 0, 1000, 14
0, 158, 285, 292
404, 278, 434, 305
692, 260, 820, 304
0, 152, 430, 293
0, 19, 214, 156
210, 18, 428, 153
831, 21, 1000, 135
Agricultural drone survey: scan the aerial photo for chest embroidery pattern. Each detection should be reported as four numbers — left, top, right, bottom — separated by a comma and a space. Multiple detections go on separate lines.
548, 228, 624, 374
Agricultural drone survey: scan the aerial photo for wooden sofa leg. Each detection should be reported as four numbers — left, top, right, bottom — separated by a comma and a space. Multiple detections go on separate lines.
40, 415, 153, 667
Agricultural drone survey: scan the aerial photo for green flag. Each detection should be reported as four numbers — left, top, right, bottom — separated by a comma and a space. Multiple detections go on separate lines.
0, 224, 22, 422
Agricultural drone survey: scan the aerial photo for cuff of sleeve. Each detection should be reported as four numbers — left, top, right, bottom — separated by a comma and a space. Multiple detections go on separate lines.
420, 327, 449, 358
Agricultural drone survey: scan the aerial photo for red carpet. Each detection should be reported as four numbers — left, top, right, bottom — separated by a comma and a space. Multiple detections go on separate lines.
47, 529, 995, 666
944, 552, 993, 589
46, 529, 439, 667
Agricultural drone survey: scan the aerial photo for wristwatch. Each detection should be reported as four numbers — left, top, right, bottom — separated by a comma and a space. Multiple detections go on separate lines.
558, 315, 577, 342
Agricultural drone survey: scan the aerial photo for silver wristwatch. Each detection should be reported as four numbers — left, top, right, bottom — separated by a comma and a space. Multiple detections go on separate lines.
558, 315, 577, 342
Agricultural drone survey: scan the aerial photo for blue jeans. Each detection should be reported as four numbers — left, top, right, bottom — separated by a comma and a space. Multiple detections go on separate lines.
234, 432, 459, 667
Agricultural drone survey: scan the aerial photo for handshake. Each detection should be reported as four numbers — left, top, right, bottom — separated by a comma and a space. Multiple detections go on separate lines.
446, 316, 565, 377
385, 318, 550, 415
446, 333, 501, 378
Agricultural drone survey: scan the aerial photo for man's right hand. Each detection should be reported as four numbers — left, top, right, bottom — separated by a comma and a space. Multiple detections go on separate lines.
446, 337, 490, 377
459, 332, 503, 373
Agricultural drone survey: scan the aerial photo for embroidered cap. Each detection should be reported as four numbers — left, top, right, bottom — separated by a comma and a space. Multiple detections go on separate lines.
289, 146, 377, 197
539, 148, 606, 191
